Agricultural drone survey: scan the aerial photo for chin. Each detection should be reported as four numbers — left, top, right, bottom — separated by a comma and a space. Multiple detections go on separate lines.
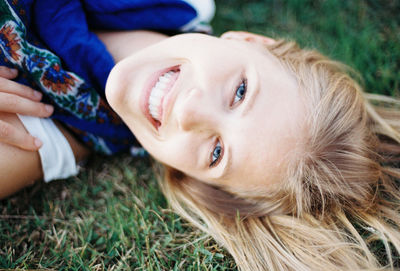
105, 65, 125, 111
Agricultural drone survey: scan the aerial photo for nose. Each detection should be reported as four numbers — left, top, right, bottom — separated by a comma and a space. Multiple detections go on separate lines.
175, 87, 217, 132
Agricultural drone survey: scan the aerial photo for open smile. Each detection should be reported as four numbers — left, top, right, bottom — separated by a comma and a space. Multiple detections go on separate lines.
141, 65, 180, 130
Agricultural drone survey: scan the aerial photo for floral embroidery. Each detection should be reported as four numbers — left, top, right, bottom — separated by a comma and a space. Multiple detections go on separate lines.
25, 54, 46, 71
97, 99, 123, 125
0, 0, 138, 154
41, 63, 78, 94
0, 24, 20, 61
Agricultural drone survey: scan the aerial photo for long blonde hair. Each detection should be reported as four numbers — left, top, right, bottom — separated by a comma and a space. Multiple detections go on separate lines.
158, 39, 400, 270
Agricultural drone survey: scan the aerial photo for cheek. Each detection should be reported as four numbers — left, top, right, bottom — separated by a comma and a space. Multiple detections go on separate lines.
144, 136, 198, 173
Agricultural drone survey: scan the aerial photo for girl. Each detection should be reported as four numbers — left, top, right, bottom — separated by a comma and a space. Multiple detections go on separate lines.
106, 30, 400, 271
2, 0, 400, 270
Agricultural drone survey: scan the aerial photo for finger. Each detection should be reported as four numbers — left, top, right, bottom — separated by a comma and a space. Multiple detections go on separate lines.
0, 119, 43, 151
0, 77, 43, 101
0, 92, 54, 117
220, 31, 276, 45
0, 66, 18, 79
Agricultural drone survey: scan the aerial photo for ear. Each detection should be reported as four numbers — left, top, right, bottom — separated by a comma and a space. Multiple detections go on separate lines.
221, 31, 276, 45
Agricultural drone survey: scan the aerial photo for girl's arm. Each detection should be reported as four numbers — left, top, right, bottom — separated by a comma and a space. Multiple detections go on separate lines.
95, 30, 167, 62
0, 113, 90, 199
0, 67, 89, 199
0, 67, 53, 151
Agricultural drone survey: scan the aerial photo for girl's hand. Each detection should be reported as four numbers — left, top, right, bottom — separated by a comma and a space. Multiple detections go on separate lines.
0, 66, 54, 151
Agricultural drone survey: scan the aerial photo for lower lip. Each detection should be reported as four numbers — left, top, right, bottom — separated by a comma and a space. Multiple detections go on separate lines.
140, 65, 180, 130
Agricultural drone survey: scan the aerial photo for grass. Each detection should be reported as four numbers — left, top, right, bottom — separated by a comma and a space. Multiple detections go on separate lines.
1, 157, 233, 270
1, 0, 400, 270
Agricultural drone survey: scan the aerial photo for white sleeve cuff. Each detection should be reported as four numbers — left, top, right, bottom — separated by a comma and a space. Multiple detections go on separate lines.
17, 115, 78, 182
180, 0, 216, 33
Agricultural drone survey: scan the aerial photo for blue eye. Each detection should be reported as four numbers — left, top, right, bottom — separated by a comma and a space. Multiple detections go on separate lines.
210, 141, 222, 167
233, 80, 247, 104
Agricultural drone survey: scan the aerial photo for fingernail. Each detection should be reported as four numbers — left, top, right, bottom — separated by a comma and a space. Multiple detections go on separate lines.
34, 138, 43, 148
45, 104, 54, 113
9, 68, 17, 75
34, 91, 42, 99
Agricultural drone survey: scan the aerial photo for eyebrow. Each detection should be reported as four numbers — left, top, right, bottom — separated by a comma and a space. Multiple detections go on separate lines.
218, 143, 232, 180
242, 76, 260, 117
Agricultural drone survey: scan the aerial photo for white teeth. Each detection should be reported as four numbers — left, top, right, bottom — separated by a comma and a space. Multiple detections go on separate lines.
148, 71, 177, 121
159, 77, 170, 83
156, 81, 167, 89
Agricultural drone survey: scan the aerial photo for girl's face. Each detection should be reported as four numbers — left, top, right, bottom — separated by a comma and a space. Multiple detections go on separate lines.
106, 33, 304, 191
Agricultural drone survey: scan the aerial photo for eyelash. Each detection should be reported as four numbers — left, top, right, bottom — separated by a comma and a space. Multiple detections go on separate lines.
232, 79, 247, 106
209, 78, 247, 168
210, 140, 222, 167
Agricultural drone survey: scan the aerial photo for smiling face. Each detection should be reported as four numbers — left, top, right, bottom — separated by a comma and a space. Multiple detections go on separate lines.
106, 33, 305, 191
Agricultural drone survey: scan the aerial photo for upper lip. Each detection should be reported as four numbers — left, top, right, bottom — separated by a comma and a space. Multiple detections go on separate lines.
159, 69, 180, 129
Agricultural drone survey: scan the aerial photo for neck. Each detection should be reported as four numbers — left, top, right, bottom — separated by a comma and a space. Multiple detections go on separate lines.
96, 30, 168, 63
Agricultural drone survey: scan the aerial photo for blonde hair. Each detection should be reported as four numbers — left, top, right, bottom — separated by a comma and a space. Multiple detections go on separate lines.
158, 40, 400, 270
